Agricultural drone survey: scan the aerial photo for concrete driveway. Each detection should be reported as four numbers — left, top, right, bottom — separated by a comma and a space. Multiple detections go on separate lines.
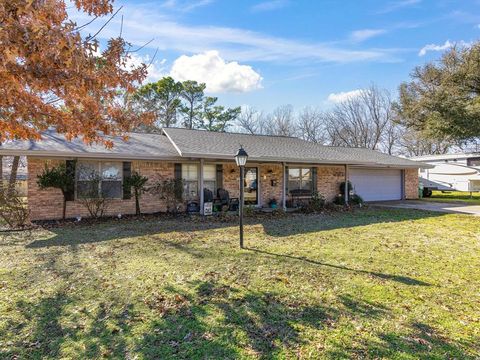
372, 200, 480, 216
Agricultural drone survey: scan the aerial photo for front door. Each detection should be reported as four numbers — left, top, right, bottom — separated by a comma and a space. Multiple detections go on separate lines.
244, 167, 258, 205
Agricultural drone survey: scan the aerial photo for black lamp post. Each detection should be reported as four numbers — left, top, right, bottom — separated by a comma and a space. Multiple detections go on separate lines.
235, 146, 248, 248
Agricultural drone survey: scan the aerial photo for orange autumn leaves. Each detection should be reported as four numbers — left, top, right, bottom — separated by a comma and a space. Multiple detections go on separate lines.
0, 0, 154, 147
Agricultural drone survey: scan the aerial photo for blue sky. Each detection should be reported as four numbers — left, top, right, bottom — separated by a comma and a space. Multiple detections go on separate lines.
71, 0, 480, 111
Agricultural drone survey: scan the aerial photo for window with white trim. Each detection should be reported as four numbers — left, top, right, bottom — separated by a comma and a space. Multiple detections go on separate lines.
203, 164, 217, 195
288, 167, 313, 195
182, 163, 198, 200
76, 161, 123, 199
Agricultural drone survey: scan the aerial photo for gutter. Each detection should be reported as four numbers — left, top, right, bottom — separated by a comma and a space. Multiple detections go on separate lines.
0, 149, 183, 162
0, 148, 432, 168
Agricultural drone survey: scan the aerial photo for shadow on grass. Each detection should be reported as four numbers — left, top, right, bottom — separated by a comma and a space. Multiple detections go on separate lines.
9, 292, 69, 357
137, 280, 343, 359
24, 208, 446, 248
245, 247, 431, 286
259, 207, 446, 238
361, 322, 479, 360
2, 277, 476, 359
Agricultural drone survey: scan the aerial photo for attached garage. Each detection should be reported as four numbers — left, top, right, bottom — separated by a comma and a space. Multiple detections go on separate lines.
349, 168, 403, 201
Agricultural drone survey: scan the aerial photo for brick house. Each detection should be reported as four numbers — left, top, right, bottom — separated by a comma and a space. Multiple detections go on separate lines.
0, 128, 430, 220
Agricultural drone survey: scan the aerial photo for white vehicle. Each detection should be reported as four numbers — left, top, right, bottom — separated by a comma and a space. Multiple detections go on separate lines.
410, 153, 480, 197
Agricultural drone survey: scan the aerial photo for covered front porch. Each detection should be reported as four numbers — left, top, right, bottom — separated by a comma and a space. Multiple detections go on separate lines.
184, 160, 350, 214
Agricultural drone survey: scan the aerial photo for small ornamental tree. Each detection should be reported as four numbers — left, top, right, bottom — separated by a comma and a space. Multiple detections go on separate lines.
37, 163, 75, 220
0, 187, 29, 228
77, 172, 110, 219
124, 171, 148, 215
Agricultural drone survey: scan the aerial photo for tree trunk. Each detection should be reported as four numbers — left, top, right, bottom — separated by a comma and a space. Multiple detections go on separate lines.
0, 154, 3, 191
135, 189, 141, 215
62, 197, 67, 220
188, 103, 194, 129
8, 156, 20, 197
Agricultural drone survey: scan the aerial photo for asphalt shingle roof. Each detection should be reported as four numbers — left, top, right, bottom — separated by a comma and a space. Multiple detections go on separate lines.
163, 128, 427, 168
0, 128, 429, 168
0, 129, 180, 160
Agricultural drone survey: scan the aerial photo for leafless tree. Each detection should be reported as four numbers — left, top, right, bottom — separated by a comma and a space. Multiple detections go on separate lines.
398, 128, 453, 156
380, 120, 403, 155
297, 107, 326, 143
325, 85, 393, 150
236, 107, 267, 134
263, 105, 297, 136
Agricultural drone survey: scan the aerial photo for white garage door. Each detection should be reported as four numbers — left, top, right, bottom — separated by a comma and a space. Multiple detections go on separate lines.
349, 168, 402, 201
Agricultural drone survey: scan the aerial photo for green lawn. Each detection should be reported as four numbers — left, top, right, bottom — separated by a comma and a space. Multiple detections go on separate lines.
1, 209, 479, 359
424, 190, 480, 205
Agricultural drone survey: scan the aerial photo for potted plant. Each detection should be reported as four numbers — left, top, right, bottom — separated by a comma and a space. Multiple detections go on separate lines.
268, 198, 278, 209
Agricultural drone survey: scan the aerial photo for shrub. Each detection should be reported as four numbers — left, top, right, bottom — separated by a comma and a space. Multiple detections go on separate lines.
301, 191, 326, 213
339, 181, 353, 195
0, 187, 29, 228
151, 178, 184, 213
243, 206, 257, 217
77, 173, 110, 218
333, 193, 364, 206
350, 194, 364, 205
333, 194, 345, 205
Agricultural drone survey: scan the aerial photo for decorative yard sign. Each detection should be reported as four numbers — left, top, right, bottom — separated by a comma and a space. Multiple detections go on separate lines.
204, 202, 213, 215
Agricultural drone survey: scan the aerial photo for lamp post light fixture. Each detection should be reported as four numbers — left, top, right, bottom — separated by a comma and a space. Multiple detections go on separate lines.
235, 146, 248, 248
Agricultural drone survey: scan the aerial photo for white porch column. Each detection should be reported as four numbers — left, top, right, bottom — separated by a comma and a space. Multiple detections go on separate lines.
344, 164, 349, 205
199, 159, 204, 214
282, 162, 287, 211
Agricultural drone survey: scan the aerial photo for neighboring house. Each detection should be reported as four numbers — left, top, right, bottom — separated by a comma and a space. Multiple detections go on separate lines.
1, 156, 28, 197
0, 128, 429, 220
411, 153, 480, 195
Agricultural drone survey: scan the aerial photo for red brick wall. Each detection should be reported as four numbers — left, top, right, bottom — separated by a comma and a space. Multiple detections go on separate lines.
222, 163, 284, 206
27, 156, 419, 220
259, 164, 283, 206
404, 168, 419, 199
317, 165, 345, 201
222, 163, 239, 199
27, 157, 174, 220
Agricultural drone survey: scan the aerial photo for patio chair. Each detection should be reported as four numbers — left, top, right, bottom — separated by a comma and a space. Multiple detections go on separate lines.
203, 187, 214, 203
217, 188, 230, 207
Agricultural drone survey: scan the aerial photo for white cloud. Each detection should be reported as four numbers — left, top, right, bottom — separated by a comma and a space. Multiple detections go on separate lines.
378, 0, 421, 14
170, 51, 262, 93
251, 0, 289, 12
418, 40, 471, 56
327, 89, 363, 103
88, 47, 166, 83
161, 0, 214, 12
125, 54, 167, 83
350, 29, 386, 42
418, 40, 452, 56
69, 4, 399, 64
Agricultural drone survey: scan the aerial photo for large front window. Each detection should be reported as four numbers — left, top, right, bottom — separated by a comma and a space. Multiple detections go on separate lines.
203, 164, 217, 195
182, 164, 217, 200
77, 161, 123, 199
182, 163, 198, 200
288, 167, 312, 196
